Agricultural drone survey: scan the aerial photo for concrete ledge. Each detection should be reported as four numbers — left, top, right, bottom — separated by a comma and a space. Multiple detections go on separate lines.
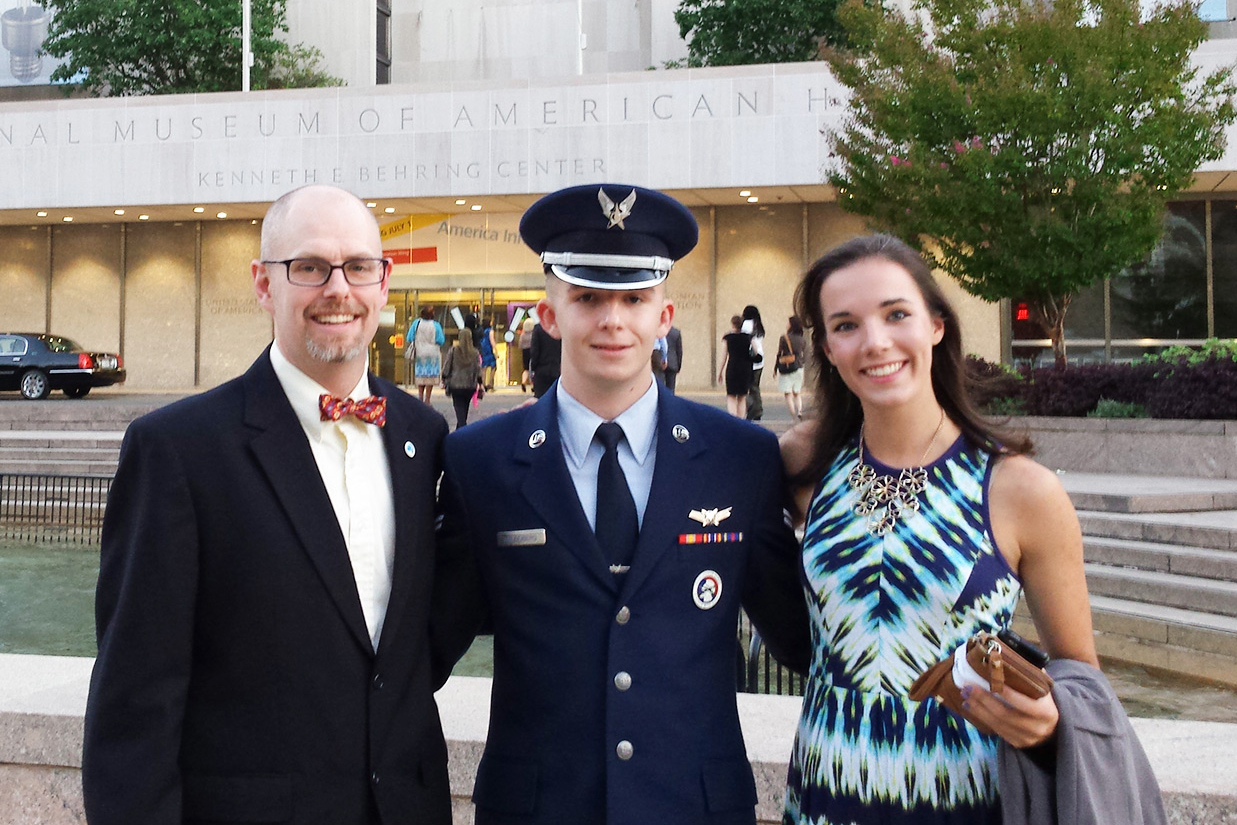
2, 655, 1234, 824
1009, 417, 1237, 479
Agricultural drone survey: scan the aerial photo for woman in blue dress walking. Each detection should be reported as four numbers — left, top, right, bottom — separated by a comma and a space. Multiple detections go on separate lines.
779, 235, 1098, 824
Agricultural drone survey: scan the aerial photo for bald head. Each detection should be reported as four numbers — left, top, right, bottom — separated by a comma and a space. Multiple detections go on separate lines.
260, 185, 380, 261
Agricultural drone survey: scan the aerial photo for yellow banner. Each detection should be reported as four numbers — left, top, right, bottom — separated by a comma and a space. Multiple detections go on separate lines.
380, 214, 449, 242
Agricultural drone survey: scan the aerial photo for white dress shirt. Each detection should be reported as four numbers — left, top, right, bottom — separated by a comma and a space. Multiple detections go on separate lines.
556, 380, 659, 530
269, 344, 397, 650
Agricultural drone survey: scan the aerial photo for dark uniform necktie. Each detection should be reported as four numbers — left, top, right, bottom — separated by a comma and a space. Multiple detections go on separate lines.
594, 422, 639, 571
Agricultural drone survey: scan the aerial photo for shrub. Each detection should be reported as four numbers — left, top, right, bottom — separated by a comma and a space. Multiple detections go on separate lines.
1088, 398, 1148, 418
1023, 362, 1159, 416
983, 396, 1027, 417
1144, 338, 1237, 366
965, 355, 1025, 410
1023, 366, 1102, 416
1146, 355, 1237, 419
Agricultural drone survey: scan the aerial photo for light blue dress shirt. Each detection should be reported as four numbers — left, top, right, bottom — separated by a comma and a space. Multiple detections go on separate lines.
556, 380, 659, 530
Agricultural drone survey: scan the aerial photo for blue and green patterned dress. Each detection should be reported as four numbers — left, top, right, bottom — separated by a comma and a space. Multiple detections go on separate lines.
784, 436, 1021, 825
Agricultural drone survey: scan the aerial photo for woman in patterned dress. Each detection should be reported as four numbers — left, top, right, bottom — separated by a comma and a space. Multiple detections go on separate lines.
779, 235, 1098, 825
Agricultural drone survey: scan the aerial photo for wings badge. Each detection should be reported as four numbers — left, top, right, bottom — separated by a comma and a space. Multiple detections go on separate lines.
598, 188, 637, 229
689, 507, 732, 528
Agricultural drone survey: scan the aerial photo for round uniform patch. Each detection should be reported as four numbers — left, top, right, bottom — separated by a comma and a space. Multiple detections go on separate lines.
692, 570, 722, 610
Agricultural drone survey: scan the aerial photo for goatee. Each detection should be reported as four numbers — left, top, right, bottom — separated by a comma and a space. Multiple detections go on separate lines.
305, 337, 367, 364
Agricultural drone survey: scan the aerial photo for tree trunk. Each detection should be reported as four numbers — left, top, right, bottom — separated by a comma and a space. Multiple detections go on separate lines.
1028, 294, 1073, 368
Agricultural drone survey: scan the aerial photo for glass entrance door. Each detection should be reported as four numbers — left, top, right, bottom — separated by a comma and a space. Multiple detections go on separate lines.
372, 288, 545, 388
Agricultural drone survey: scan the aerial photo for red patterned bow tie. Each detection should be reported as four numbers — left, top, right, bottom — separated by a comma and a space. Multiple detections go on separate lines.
319, 394, 387, 427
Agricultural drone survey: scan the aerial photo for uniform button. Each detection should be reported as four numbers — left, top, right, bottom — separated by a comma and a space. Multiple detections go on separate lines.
614, 671, 632, 691
371, 771, 381, 784
616, 606, 631, 625
373, 673, 384, 690
616, 740, 634, 760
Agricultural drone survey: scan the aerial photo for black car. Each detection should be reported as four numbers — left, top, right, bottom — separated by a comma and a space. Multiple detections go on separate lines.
0, 333, 127, 399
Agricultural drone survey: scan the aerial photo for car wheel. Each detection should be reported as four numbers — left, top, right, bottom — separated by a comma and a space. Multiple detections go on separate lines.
64, 386, 90, 399
20, 369, 50, 400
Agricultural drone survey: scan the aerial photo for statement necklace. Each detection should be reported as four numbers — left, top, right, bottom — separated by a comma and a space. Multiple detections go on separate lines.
847, 411, 946, 537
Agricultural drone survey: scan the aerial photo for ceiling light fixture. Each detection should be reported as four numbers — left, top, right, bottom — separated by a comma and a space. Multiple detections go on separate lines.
216, 212, 227, 219
139, 215, 150, 221
746, 196, 759, 203
456, 199, 467, 205
62, 216, 72, 222
114, 209, 125, 216
36, 211, 47, 217
739, 190, 751, 197
193, 207, 204, 213
384, 207, 395, 213
471, 204, 482, 211
366, 202, 377, 208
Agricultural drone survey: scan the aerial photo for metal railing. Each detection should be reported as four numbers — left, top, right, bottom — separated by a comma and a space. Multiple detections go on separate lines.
0, 473, 110, 545
737, 614, 807, 697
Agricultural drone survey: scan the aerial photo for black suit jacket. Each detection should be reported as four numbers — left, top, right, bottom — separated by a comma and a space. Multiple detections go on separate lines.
83, 349, 453, 825
434, 386, 810, 825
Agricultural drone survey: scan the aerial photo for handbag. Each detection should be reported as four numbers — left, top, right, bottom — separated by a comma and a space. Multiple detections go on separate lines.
775, 335, 799, 374
404, 319, 419, 359
908, 630, 1054, 735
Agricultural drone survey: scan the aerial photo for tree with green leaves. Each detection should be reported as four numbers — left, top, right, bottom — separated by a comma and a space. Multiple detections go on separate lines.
673, 0, 844, 68
825, 0, 1234, 365
42, 0, 342, 95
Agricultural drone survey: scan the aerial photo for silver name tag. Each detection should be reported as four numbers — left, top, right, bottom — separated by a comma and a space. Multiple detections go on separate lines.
496, 528, 547, 547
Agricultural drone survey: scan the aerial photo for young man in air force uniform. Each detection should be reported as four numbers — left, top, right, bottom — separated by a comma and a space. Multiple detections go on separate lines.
434, 183, 809, 825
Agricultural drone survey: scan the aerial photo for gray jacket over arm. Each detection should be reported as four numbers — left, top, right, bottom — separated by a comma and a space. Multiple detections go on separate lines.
998, 659, 1167, 825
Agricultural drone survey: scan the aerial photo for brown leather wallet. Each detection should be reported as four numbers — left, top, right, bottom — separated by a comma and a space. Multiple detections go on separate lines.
908, 631, 1054, 734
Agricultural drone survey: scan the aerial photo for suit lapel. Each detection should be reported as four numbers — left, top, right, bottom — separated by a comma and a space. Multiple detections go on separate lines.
619, 389, 709, 601
242, 351, 373, 654
518, 393, 617, 592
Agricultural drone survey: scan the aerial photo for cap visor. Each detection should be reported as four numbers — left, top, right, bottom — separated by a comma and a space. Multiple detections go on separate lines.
550, 264, 667, 290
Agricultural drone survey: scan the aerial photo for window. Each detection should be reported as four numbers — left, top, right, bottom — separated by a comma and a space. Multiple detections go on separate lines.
1209, 201, 1237, 337
1111, 202, 1208, 341
377, 0, 391, 84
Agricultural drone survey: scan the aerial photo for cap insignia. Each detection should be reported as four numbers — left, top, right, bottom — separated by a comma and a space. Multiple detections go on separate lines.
598, 188, 637, 230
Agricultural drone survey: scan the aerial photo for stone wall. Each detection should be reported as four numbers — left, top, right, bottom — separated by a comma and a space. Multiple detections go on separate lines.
1013, 417, 1237, 479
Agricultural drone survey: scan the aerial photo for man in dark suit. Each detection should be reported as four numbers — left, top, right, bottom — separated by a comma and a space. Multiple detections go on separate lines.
434, 184, 809, 825
663, 325, 683, 393
83, 185, 453, 825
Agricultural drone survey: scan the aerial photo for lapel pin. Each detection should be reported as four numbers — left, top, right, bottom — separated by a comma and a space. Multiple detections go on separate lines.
529, 429, 547, 449
672, 424, 690, 443
692, 570, 722, 610
689, 507, 732, 527
403, 441, 416, 458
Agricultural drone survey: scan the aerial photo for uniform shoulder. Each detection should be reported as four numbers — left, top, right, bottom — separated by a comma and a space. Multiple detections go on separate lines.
444, 401, 536, 458
669, 396, 778, 452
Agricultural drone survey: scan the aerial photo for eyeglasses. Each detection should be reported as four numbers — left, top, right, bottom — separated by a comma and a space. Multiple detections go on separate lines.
263, 258, 390, 287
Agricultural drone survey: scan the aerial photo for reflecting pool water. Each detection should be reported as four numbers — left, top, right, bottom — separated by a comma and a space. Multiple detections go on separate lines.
0, 541, 1233, 721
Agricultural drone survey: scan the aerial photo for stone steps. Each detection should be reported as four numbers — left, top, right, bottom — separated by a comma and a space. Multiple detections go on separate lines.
1054, 478, 1237, 684
1084, 563, 1237, 618
1085, 535, 1237, 581
1077, 510, 1237, 552
0, 432, 125, 476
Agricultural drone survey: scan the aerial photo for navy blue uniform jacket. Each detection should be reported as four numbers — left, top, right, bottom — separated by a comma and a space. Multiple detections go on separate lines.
434, 385, 810, 825
83, 350, 453, 825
